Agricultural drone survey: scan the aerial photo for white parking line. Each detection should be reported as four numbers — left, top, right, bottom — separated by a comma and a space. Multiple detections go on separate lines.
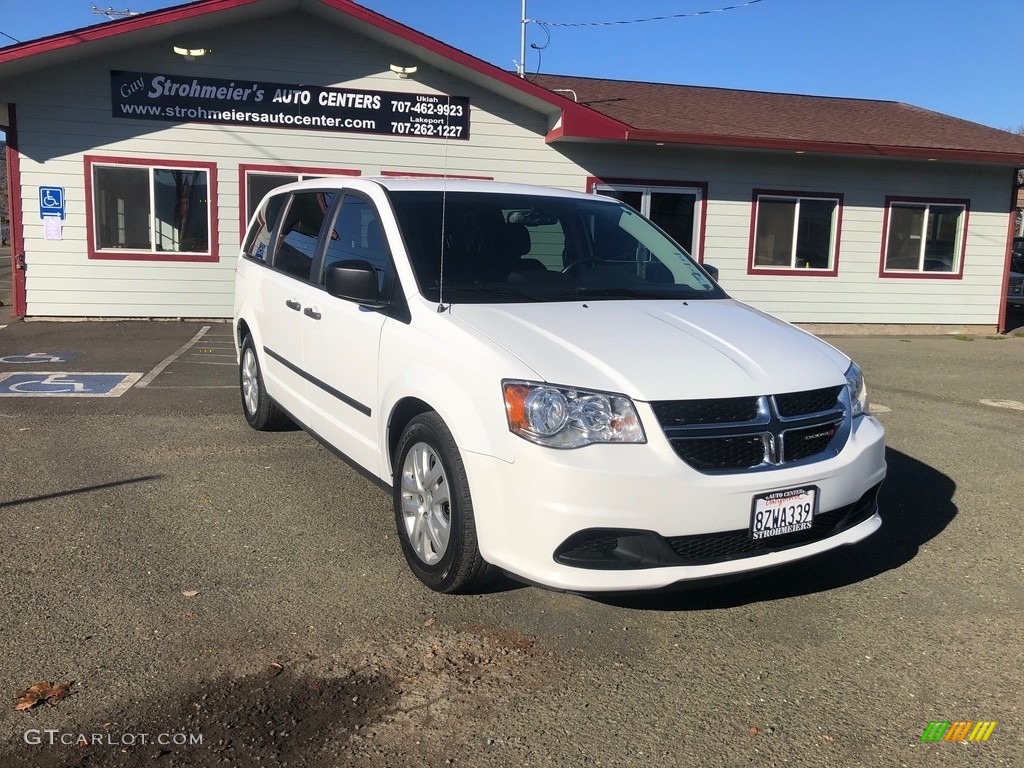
136, 326, 209, 388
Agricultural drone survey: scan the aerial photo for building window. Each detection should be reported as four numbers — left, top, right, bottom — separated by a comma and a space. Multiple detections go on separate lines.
750, 191, 842, 275
588, 178, 707, 262
881, 197, 967, 277
86, 156, 217, 262
239, 164, 359, 237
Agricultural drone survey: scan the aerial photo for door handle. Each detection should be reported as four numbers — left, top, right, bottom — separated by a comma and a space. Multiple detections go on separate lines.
285, 299, 301, 311
303, 307, 322, 320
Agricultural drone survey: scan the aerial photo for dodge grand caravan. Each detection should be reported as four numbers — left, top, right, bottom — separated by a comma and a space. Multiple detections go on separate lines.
233, 178, 886, 593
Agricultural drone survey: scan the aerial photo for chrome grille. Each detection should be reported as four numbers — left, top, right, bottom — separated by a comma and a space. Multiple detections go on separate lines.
653, 386, 849, 473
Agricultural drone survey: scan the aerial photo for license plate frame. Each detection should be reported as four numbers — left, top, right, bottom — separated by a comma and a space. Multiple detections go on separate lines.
749, 486, 818, 541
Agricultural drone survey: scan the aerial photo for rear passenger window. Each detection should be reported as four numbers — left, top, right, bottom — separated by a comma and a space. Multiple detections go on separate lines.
322, 195, 395, 300
243, 193, 287, 262
271, 191, 333, 281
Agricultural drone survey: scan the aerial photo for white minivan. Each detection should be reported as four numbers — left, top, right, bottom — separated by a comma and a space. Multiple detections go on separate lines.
234, 178, 886, 593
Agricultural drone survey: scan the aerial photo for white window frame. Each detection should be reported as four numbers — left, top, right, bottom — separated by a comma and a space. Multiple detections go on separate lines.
881, 198, 967, 277
592, 182, 705, 259
750, 191, 841, 274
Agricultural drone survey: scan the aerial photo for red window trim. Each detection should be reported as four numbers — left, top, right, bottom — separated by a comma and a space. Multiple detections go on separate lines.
878, 195, 969, 280
747, 189, 843, 278
84, 155, 219, 263
238, 163, 360, 239
586, 176, 709, 263
381, 170, 494, 180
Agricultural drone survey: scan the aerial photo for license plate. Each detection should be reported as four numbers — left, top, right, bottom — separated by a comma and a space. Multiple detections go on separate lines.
750, 486, 817, 540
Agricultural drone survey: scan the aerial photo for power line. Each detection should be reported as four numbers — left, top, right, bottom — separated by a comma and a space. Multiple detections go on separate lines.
532, 0, 765, 28
0, 30, 22, 44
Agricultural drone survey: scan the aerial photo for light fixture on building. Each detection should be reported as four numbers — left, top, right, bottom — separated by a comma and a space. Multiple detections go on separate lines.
389, 64, 418, 79
173, 46, 208, 61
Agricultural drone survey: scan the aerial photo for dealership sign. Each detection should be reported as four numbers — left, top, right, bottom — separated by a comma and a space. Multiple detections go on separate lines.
111, 70, 471, 140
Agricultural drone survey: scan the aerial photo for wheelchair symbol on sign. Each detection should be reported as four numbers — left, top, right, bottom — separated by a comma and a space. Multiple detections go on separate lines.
8, 374, 89, 393
42, 191, 60, 208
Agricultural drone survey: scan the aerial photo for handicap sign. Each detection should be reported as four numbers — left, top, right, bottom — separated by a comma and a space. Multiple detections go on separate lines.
39, 186, 66, 220
0, 372, 142, 397
0, 351, 75, 364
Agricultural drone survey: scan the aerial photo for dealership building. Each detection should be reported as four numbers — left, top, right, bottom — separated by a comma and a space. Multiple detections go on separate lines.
2, 0, 1024, 331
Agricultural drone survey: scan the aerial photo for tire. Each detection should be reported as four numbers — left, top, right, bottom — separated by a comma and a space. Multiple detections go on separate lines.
239, 334, 288, 431
393, 413, 495, 593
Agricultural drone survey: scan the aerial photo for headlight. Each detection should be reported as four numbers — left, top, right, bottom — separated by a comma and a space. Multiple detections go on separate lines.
845, 361, 868, 417
502, 380, 646, 448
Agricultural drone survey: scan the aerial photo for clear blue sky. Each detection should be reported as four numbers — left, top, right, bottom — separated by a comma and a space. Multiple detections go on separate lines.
1, 0, 1021, 132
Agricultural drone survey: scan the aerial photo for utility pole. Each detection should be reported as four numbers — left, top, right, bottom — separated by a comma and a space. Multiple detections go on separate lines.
518, 0, 527, 77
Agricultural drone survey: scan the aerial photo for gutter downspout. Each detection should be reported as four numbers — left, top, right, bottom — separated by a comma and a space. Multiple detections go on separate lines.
4, 102, 25, 319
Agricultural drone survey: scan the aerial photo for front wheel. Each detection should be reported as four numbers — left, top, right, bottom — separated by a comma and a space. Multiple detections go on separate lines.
393, 413, 494, 593
239, 335, 288, 430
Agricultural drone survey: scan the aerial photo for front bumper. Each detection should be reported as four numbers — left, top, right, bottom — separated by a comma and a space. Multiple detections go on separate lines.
464, 412, 886, 592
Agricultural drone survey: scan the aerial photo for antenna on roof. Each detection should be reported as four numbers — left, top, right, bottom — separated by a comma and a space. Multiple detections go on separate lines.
91, 5, 139, 19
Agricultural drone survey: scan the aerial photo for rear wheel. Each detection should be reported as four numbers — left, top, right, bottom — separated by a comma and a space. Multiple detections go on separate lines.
393, 413, 494, 593
239, 335, 288, 430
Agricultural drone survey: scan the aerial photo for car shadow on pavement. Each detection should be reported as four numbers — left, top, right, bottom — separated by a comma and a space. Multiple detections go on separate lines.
1005, 307, 1024, 334
591, 447, 956, 611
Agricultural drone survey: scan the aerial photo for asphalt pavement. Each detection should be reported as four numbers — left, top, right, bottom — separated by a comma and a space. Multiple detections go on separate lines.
0, 319, 1022, 767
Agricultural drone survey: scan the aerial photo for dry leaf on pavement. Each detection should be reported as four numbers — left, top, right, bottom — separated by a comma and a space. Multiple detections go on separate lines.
14, 680, 74, 711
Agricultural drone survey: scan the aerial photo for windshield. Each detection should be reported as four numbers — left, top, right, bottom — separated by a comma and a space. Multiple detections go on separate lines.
387, 191, 726, 303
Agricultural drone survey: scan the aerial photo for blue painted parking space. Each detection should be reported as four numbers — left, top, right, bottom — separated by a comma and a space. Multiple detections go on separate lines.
0, 371, 142, 397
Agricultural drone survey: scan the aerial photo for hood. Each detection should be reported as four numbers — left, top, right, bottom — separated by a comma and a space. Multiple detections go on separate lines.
449, 299, 851, 401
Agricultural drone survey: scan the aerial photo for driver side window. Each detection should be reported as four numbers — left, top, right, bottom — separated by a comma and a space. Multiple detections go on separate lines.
321, 195, 395, 300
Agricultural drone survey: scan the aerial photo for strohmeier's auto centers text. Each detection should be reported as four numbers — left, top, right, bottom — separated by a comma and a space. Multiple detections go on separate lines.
110, 70, 471, 139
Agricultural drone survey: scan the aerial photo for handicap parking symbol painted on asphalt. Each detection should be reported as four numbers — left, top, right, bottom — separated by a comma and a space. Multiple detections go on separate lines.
0, 352, 76, 364
0, 372, 143, 397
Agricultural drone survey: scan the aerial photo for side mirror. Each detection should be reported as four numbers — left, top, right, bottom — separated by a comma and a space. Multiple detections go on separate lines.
702, 263, 720, 281
325, 260, 386, 308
